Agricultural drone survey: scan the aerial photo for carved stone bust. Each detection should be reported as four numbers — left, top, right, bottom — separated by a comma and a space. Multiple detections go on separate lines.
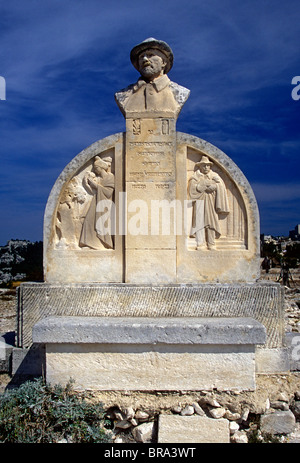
115, 38, 190, 117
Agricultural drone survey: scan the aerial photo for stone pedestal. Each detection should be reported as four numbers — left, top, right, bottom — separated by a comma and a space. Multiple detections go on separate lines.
32, 316, 266, 391
16, 281, 288, 376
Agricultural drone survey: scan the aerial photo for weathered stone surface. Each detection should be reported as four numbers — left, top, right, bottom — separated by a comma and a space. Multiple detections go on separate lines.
0, 335, 13, 372
260, 410, 296, 435
200, 394, 221, 408
32, 316, 266, 346
255, 347, 290, 373
192, 402, 205, 416
225, 410, 241, 421
229, 421, 240, 434
135, 410, 149, 422
270, 401, 289, 411
42, 342, 259, 391
240, 407, 250, 422
18, 282, 283, 349
131, 422, 154, 443
209, 407, 226, 419
285, 332, 300, 371
290, 401, 300, 419
33, 316, 265, 391
180, 405, 194, 416
122, 407, 135, 421
158, 415, 230, 443
115, 419, 132, 429
231, 430, 248, 443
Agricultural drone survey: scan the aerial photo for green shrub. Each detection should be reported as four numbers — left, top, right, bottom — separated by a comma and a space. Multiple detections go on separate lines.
0, 377, 112, 443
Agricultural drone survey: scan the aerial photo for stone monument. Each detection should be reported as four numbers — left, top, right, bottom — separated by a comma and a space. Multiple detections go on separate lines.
15, 38, 288, 390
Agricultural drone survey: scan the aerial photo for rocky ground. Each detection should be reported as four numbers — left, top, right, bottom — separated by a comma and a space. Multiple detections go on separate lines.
0, 275, 299, 443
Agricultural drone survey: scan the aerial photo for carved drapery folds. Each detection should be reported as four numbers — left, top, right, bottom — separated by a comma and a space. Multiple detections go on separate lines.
55, 152, 115, 250
186, 149, 248, 251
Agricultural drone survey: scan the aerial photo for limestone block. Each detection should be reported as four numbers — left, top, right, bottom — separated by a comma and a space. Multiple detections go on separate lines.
125, 249, 177, 283
32, 316, 266, 345
260, 410, 296, 435
285, 332, 300, 371
255, 347, 290, 373
43, 343, 257, 391
158, 415, 230, 443
33, 316, 265, 391
126, 181, 177, 249
0, 335, 13, 373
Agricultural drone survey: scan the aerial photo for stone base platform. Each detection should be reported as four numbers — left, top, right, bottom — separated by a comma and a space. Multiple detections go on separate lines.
17, 281, 288, 374
32, 316, 266, 391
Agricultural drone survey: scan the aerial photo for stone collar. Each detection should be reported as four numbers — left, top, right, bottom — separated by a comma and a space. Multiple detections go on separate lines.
133, 74, 170, 93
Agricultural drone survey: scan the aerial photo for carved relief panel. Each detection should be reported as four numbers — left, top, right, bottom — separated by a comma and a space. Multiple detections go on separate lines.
186, 148, 248, 251
55, 150, 115, 251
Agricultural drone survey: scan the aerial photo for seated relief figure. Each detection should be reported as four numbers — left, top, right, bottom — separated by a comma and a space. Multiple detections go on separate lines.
79, 155, 115, 250
115, 37, 190, 116
188, 156, 229, 250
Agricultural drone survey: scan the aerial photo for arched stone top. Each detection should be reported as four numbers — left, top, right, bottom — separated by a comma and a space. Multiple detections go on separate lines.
43, 131, 260, 283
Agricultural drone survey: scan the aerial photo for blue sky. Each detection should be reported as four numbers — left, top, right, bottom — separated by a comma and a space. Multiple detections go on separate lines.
0, 0, 299, 245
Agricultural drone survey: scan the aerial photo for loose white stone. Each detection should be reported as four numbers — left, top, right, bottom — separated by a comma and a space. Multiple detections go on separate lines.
135, 410, 150, 421
240, 407, 250, 422
202, 395, 221, 408
192, 402, 205, 416
231, 431, 248, 443
180, 405, 195, 416
277, 392, 289, 402
123, 406, 135, 420
114, 437, 123, 443
171, 405, 182, 414
229, 421, 240, 434
132, 422, 154, 443
57, 438, 68, 444
209, 407, 226, 419
114, 411, 125, 421
225, 410, 241, 421
130, 418, 138, 426
115, 419, 132, 429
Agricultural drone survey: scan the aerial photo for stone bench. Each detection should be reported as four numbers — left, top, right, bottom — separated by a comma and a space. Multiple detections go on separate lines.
32, 316, 266, 391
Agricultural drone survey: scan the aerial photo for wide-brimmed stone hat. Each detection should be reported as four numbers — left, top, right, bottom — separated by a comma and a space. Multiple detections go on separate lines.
130, 37, 174, 74
196, 156, 213, 166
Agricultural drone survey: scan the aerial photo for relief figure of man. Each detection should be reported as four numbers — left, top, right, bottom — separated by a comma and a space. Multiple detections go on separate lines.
188, 156, 229, 250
